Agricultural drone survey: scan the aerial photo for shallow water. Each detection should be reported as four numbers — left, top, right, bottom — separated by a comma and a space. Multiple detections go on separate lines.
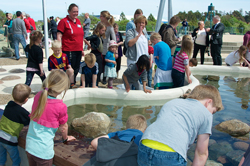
68, 75, 250, 165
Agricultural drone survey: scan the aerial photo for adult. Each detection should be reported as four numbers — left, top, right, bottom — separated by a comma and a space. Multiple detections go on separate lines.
22, 12, 31, 44
180, 18, 188, 35
50, 16, 57, 40
57, 3, 84, 85
83, 13, 91, 50
26, 14, 36, 31
206, 15, 225, 65
99, 10, 116, 84
125, 15, 148, 67
56, 17, 60, 25
3, 13, 14, 49
162, 15, 182, 56
243, 31, 250, 46
12, 11, 28, 60
192, 21, 209, 64
158, 23, 167, 41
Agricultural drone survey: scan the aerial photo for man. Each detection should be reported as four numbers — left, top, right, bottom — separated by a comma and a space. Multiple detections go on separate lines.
181, 19, 188, 35
50, 16, 57, 40
26, 14, 36, 31
12, 11, 28, 60
206, 15, 225, 65
83, 13, 91, 50
22, 12, 31, 44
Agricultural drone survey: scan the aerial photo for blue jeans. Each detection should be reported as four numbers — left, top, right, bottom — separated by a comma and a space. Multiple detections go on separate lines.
13, 34, 28, 59
84, 31, 89, 50
137, 144, 187, 166
147, 67, 152, 87
25, 71, 46, 86
0, 142, 21, 166
171, 68, 185, 88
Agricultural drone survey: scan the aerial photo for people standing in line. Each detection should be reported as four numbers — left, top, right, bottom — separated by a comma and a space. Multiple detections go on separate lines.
56, 17, 60, 25
162, 15, 182, 56
26, 14, 36, 31
206, 15, 225, 65
113, 23, 123, 77
180, 18, 188, 35
83, 13, 91, 51
192, 21, 209, 65
12, 11, 28, 60
243, 31, 250, 47
22, 12, 31, 44
99, 10, 116, 85
3, 13, 14, 49
57, 3, 84, 85
50, 16, 57, 40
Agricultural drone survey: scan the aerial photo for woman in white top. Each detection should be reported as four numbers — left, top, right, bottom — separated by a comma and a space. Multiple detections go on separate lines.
225, 45, 250, 67
192, 21, 209, 64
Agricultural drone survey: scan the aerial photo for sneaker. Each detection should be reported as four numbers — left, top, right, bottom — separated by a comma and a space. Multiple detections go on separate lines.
70, 83, 77, 89
108, 86, 113, 89
102, 81, 107, 85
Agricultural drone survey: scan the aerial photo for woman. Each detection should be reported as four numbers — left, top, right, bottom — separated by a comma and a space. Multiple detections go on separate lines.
162, 15, 182, 56
99, 10, 116, 84
192, 21, 209, 64
125, 15, 148, 67
3, 13, 14, 48
57, 3, 84, 85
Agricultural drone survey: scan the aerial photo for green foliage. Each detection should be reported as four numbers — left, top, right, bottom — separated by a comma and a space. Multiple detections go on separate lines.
119, 12, 127, 21
77, 13, 100, 27
238, 22, 245, 33
116, 19, 129, 31
148, 14, 156, 22
0, 9, 6, 26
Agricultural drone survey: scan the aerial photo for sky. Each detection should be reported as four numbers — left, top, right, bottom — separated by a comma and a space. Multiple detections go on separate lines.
1, 0, 249, 21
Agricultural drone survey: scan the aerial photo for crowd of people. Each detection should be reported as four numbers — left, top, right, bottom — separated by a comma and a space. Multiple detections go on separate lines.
1, 3, 250, 166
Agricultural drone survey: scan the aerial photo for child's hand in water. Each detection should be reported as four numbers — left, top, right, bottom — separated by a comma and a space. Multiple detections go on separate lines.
125, 85, 130, 92
67, 135, 76, 142
144, 89, 152, 93
188, 78, 192, 84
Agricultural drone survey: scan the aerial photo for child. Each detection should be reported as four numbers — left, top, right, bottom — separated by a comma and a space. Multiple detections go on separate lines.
25, 31, 46, 86
0, 84, 31, 166
113, 23, 124, 77
150, 33, 173, 90
189, 58, 198, 67
172, 39, 193, 88
123, 55, 152, 93
225, 45, 250, 67
137, 85, 223, 166
79, 53, 98, 88
91, 114, 147, 150
84, 23, 106, 84
147, 40, 154, 87
25, 70, 75, 165
104, 40, 118, 89
48, 40, 75, 88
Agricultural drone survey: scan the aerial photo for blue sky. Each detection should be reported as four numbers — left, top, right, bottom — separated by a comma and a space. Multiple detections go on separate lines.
1, 0, 249, 21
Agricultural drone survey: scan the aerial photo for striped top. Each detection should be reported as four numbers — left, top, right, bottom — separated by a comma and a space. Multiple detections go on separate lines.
173, 51, 189, 73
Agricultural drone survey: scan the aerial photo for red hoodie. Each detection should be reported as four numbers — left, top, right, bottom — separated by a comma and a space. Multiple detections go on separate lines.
23, 18, 31, 33
27, 17, 36, 31
243, 31, 250, 47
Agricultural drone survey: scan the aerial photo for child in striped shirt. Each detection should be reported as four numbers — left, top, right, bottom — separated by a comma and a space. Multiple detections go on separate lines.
172, 39, 193, 87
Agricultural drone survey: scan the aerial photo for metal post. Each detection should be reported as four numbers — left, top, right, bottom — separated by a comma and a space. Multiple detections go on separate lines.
155, 0, 166, 32
168, 0, 172, 23
42, 0, 49, 59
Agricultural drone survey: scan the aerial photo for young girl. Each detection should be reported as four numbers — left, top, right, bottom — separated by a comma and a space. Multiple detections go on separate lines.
123, 55, 152, 93
84, 23, 106, 84
225, 45, 250, 67
172, 39, 193, 88
104, 40, 118, 88
25, 69, 75, 165
113, 23, 123, 77
25, 31, 46, 86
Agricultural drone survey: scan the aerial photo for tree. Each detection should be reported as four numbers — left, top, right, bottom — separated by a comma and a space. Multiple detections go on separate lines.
148, 13, 156, 22
232, 10, 245, 22
119, 12, 127, 21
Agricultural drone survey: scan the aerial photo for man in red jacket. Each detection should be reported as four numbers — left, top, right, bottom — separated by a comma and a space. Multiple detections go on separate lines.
22, 12, 31, 44
26, 14, 36, 31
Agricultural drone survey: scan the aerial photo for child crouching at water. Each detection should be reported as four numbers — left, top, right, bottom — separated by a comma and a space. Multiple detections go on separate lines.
225, 45, 250, 67
25, 70, 75, 165
123, 55, 152, 93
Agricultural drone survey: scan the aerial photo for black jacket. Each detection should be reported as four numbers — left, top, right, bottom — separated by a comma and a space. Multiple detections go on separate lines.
83, 137, 139, 166
25, 45, 43, 70
208, 22, 225, 45
50, 19, 57, 32
192, 28, 209, 46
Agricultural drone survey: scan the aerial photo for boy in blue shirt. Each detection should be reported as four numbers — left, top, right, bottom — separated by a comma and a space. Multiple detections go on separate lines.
91, 114, 147, 150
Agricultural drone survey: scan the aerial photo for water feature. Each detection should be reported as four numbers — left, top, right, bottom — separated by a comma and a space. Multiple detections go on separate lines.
67, 75, 250, 166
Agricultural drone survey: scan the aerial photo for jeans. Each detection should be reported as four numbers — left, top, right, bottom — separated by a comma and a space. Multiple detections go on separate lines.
13, 34, 28, 59
0, 142, 21, 166
147, 67, 152, 87
172, 68, 185, 88
84, 31, 89, 50
137, 144, 187, 166
25, 71, 46, 86
192, 43, 206, 64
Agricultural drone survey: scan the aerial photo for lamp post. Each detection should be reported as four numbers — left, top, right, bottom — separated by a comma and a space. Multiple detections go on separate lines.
42, 0, 49, 59
155, 0, 166, 32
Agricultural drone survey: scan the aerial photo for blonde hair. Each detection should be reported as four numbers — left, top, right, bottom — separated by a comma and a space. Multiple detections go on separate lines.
235, 45, 247, 63
126, 114, 147, 132
30, 70, 70, 121
7, 13, 13, 19
84, 53, 96, 65
52, 40, 62, 49
29, 31, 43, 49
93, 22, 106, 39
179, 39, 193, 58
101, 11, 115, 26
12, 84, 31, 103
182, 35, 192, 41
187, 85, 223, 112
150, 33, 162, 41
134, 15, 148, 25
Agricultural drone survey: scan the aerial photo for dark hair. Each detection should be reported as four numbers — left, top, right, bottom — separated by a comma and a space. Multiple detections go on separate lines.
189, 58, 198, 66
134, 9, 143, 19
16, 11, 22, 17
50, 16, 54, 20
170, 15, 180, 25
5, 13, 8, 17
136, 55, 150, 72
68, 3, 78, 11
158, 24, 168, 37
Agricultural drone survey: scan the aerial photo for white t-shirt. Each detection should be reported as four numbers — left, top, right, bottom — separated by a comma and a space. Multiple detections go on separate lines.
246, 50, 250, 61
195, 29, 206, 46
225, 51, 240, 66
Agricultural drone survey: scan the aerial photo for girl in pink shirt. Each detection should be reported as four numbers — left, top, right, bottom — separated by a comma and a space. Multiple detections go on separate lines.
172, 39, 193, 88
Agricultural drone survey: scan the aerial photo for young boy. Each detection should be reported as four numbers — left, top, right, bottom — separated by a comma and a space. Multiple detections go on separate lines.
150, 33, 173, 89
0, 84, 31, 166
189, 58, 198, 67
137, 85, 223, 166
48, 40, 74, 87
79, 53, 98, 88
91, 114, 147, 150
